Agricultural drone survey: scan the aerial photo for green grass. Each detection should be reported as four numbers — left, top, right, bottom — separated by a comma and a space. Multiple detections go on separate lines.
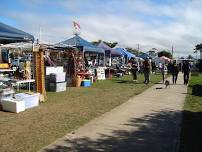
0, 74, 161, 152
180, 74, 202, 152
183, 74, 202, 112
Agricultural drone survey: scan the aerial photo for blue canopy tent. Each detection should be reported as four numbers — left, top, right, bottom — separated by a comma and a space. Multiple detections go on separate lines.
56, 35, 104, 54
56, 35, 105, 67
114, 47, 136, 65
0, 22, 34, 68
138, 53, 151, 59
97, 41, 121, 67
115, 47, 136, 58
97, 41, 121, 57
0, 22, 34, 44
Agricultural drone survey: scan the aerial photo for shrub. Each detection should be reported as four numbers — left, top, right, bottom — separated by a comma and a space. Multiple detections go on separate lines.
196, 59, 202, 73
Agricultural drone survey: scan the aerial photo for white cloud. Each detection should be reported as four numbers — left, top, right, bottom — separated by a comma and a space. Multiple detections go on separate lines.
2, 0, 202, 57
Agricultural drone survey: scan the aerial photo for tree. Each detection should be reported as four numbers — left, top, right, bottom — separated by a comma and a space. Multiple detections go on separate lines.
91, 40, 101, 46
126, 47, 140, 55
91, 40, 118, 48
147, 48, 158, 57
194, 43, 202, 72
187, 54, 194, 59
196, 59, 202, 72
158, 50, 172, 58
104, 42, 118, 48
194, 43, 202, 59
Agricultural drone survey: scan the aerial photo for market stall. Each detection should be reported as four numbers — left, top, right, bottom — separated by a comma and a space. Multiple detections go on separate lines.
55, 35, 106, 85
97, 41, 122, 78
114, 47, 136, 65
0, 22, 41, 113
97, 41, 121, 66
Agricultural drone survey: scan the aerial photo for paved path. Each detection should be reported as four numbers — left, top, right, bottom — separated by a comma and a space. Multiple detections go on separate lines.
40, 73, 187, 152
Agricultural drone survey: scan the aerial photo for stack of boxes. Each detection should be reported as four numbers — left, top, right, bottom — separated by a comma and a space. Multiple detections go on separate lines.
46, 66, 67, 92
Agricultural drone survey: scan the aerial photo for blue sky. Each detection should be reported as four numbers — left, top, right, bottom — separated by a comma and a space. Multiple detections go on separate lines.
1, 0, 201, 57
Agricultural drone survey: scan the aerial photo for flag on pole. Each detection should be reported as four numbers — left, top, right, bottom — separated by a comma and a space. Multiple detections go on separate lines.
73, 21, 81, 30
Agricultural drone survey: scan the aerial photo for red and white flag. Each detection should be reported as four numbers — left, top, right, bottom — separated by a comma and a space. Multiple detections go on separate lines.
73, 21, 80, 30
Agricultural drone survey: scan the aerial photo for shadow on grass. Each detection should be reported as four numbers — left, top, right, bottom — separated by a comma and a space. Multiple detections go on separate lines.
179, 110, 202, 152
192, 85, 202, 97
44, 110, 181, 152
112, 79, 158, 85
154, 82, 164, 84
113, 80, 145, 84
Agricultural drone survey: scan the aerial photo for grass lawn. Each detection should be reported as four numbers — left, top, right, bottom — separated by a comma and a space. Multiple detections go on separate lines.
179, 73, 202, 152
0, 74, 161, 152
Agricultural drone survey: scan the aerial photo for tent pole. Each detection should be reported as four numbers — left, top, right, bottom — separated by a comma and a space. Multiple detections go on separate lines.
104, 51, 105, 67
32, 41, 35, 81
33, 45, 47, 102
109, 51, 111, 79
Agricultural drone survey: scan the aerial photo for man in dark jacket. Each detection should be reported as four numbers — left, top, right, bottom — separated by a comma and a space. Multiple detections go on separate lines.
171, 61, 179, 84
182, 60, 190, 85
143, 58, 151, 84
130, 57, 138, 81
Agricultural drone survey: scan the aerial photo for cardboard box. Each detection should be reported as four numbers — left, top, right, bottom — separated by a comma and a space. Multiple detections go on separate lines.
1, 98, 25, 113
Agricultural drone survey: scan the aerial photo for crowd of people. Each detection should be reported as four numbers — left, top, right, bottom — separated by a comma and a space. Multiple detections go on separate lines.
129, 57, 191, 85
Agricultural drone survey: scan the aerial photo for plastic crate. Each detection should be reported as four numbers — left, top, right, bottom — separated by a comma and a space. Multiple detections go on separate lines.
1, 98, 25, 113
81, 80, 91, 87
49, 82, 67, 92
46, 66, 64, 75
48, 72, 66, 82
15, 93, 40, 109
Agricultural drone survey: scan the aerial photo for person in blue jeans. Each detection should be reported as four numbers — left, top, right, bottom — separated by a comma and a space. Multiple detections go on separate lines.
182, 60, 190, 85
130, 57, 138, 81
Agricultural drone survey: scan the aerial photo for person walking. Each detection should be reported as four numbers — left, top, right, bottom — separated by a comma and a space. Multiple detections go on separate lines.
171, 61, 179, 84
130, 57, 138, 81
143, 58, 151, 84
182, 60, 191, 85
151, 61, 156, 74
160, 63, 166, 83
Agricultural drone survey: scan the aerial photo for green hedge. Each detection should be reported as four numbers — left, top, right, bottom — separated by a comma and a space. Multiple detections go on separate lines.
196, 59, 202, 73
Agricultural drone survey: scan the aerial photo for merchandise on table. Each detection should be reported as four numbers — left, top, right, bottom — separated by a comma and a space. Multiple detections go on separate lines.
0, 88, 15, 101
96, 67, 106, 80
0, 88, 15, 110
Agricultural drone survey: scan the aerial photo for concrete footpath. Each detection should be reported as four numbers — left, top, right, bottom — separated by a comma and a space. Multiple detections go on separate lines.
40, 73, 187, 152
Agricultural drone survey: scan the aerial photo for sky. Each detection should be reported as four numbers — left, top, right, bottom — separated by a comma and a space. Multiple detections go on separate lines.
1, 0, 202, 58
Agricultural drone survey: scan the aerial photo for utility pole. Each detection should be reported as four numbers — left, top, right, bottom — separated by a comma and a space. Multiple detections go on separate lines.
137, 44, 140, 56
38, 26, 41, 44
